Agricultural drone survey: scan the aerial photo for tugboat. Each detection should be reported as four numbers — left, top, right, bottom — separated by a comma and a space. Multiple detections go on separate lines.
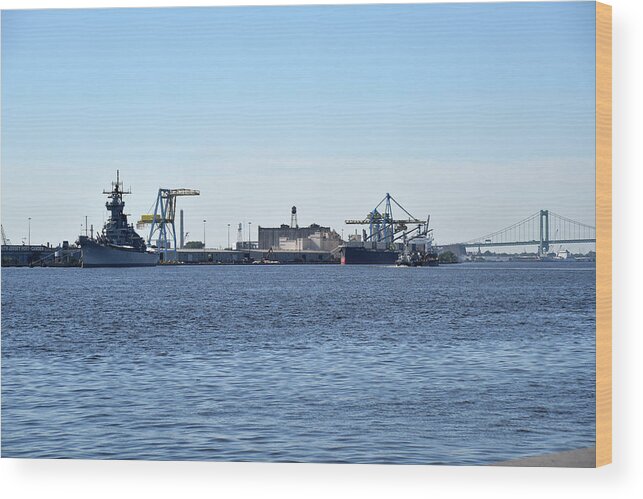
77, 172, 159, 268
396, 246, 439, 267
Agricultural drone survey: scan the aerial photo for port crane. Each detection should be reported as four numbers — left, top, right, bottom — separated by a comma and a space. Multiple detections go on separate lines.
1, 224, 10, 245
137, 188, 200, 260
345, 193, 432, 247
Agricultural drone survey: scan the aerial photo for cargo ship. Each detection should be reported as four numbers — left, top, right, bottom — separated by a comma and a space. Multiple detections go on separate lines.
340, 244, 399, 265
340, 239, 439, 265
78, 172, 159, 268
341, 193, 438, 265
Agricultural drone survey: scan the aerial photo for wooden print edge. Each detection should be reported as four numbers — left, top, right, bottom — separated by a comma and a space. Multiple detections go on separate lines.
595, 1, 612, 468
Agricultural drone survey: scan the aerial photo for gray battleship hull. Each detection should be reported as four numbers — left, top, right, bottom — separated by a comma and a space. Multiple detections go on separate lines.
80, 239, 159, 268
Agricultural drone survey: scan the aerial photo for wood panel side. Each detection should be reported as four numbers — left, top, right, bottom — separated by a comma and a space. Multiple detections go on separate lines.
595, 1, 612, 468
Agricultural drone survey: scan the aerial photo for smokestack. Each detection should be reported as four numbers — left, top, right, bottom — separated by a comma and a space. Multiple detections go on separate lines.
180, 209, 184, 249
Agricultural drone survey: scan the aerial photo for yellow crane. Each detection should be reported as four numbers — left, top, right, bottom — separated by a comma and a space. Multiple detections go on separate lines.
137, 188, 199, 260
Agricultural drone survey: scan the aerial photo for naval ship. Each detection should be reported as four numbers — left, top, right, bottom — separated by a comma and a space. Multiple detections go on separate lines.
78, 172, 159, 268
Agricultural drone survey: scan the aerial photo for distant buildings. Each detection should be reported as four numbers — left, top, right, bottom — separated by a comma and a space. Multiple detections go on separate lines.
257, 206, 342, 252
1, 242, 80, 267
258, 224, 341, 252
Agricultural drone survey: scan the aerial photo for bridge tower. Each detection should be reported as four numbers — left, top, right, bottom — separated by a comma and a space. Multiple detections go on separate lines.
539, 209, 550, 255
459, 209, 595, 254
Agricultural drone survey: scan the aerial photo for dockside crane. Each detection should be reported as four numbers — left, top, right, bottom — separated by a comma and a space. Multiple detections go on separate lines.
137, 188, 200, 260
1, 224, 10, 245
345, 193, 432, 248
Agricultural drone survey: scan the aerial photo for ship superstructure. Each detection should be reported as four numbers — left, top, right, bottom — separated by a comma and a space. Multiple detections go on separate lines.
340, 193, 438, 265
78, 172, 159, 267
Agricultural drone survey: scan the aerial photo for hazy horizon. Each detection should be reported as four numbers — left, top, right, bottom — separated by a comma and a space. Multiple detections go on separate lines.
1, 3, 596, 251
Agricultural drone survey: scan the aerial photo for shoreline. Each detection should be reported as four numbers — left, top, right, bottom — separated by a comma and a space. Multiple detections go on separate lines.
491, 447, 596, 468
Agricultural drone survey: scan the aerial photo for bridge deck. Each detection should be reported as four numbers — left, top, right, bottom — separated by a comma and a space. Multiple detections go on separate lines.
461, 239, 596, 248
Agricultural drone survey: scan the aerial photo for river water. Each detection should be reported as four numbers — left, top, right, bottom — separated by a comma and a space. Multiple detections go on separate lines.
1, 262, 595, 464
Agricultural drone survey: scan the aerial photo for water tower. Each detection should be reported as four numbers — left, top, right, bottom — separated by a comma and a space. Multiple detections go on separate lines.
291, 206, 298, 229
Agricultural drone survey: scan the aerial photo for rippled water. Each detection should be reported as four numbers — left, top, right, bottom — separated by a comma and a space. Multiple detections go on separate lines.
1, 262, 595, 464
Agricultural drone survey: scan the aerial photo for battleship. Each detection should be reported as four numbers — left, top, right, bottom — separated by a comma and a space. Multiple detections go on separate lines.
78, 172, 159, 268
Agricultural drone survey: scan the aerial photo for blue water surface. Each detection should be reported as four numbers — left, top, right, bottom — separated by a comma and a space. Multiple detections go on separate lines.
1, 262, 596, 464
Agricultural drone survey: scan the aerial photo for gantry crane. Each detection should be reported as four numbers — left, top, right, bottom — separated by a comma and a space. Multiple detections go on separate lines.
345, 193, 432, 248
1, 224, 10, 245
137, 188, 200, 260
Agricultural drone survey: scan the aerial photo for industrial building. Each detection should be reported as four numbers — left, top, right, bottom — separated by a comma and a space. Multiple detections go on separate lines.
1, 244, 53, 266
0, 242, 80, 267
258, 206, 342, 252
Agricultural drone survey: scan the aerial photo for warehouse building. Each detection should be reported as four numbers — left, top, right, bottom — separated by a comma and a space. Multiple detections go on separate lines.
257, 206, 342, 252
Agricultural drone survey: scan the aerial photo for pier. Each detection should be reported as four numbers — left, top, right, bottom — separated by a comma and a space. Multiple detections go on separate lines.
172, 248, 338, 264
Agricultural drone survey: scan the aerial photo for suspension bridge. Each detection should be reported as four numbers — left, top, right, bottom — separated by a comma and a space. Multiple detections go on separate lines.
457, 210, 595, 255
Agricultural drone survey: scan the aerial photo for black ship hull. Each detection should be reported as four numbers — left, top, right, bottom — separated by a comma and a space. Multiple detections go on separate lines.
341, 246, 399, 265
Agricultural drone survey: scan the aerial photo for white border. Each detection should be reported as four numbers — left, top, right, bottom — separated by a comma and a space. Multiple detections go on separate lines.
1, 1, 641, 498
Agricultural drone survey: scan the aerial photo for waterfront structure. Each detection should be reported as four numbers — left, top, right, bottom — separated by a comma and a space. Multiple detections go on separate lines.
176, 248, 336, 264
179, 209, 185, 249
236, 241, 258, 250
257, 207, 342, 252
455, 209, 596, 256
136, 187, 199, 260
341, 193, 437, 265
1, 244, 55, 266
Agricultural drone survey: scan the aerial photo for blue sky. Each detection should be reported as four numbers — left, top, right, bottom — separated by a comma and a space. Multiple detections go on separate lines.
1, 2, 596, 248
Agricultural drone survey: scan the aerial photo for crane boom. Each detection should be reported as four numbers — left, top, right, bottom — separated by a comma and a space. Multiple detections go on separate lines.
345, 218, 423, 225
169, 189, 200, 197
136, 187, 200, 261
1, 224, 9, 245
344, 193, 430, 246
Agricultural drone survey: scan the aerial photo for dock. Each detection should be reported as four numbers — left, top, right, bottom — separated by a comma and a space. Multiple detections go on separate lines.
171, 248, 338, 264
